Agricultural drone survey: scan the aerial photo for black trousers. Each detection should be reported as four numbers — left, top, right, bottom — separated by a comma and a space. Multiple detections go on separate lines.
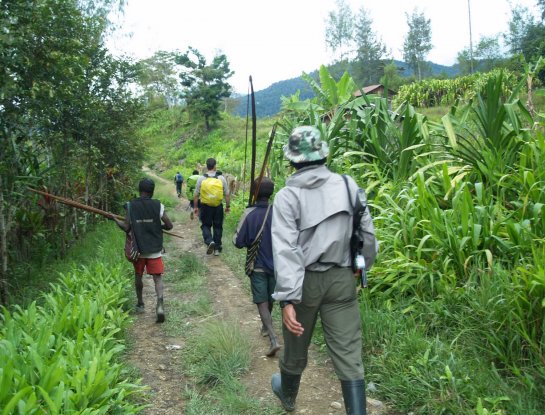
200, 204, 224, 250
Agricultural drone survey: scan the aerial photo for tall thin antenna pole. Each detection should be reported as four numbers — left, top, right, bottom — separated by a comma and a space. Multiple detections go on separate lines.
468, 0, 474, 73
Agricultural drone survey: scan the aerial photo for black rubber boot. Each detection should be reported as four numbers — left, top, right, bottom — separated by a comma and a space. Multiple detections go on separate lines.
341, 379, 366, 415
271, 372, 301, 412
156, 298, 165, 323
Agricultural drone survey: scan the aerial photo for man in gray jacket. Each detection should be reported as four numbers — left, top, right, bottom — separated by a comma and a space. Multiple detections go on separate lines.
270, 126, 378, 415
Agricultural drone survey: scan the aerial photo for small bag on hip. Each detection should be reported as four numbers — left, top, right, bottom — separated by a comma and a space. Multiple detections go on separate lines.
244, 205, 272, 277
124, 202, 141, 263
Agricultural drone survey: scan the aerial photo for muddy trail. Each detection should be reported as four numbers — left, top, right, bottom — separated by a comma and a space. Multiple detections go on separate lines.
127, 172, 392, 414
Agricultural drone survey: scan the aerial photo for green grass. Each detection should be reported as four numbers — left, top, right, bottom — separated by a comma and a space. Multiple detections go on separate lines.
182, 321, 280, 415
140, 107, 276, 183
163, 254, 212, 337
360, 280, 545, 415
417, 105, 450, 122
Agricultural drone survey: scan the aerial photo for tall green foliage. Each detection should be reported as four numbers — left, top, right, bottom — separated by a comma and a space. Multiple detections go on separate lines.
273, 67, 545, 413
352, 6, 386, 85
137, 51, 180, 108
440, 73, 531, 188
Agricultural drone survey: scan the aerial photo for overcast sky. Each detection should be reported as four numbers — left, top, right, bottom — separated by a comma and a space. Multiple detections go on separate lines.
106, 0, 541, 93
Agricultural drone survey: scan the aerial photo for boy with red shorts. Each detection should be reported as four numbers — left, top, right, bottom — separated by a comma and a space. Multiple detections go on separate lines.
113, 178, 173, 322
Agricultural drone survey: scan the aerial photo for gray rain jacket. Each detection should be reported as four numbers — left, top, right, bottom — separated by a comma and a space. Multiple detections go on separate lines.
271, 165, 378, 303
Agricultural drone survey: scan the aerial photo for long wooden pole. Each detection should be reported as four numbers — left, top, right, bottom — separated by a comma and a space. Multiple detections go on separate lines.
28, 188, 184, 240
248, 75, 257, 206
251, 123, 277, 206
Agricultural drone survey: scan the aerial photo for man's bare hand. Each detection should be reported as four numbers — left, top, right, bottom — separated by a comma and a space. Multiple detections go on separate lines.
282, 304, 304, 336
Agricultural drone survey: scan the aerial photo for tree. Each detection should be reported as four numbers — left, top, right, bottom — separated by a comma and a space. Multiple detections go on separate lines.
137, 51, 180, 108
380, 62, 405, 92
403, 9, 433, 81
456, 49, 474, 75
520, 23, 545, 83
505, 5, 536, 56
457, 35, 503, 74
474, 36, 503, 70
538, 0, 545, 20
325, 0, 354, 62
352, 6, 387, 85
0, 0, 142, 303
176, 47, 234, 130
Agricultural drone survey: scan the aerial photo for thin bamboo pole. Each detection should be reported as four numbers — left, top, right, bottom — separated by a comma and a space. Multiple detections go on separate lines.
28, 188, 184, 240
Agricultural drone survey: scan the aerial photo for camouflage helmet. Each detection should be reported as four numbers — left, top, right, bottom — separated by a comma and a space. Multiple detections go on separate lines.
283, 126, 329, 163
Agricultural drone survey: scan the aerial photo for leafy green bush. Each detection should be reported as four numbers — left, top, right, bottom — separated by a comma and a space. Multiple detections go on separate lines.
0, 252, 144, 413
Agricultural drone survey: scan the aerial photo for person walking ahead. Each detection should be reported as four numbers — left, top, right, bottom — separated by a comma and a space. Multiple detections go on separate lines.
174, 171, 184, 197
193, 158, 230, 255
270, 126, 378, 414
186, 169, 200, 219
113, 178, 173, 323
233, 177, 280, 357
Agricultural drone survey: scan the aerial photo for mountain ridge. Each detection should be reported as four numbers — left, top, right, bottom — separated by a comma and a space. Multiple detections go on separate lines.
232, 60, 460, 118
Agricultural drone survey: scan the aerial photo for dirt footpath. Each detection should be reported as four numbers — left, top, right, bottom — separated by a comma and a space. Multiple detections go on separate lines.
127, 172, 391, 415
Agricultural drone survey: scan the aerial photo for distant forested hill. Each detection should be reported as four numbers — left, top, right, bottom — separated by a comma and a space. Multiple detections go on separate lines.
231, 61, 460, 118
393, 59, 460, 78
231, 75, 316, 118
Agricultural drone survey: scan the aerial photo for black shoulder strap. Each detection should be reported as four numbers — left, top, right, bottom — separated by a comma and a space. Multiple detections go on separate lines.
342, 175, 366, 236
341, 175, 354, 212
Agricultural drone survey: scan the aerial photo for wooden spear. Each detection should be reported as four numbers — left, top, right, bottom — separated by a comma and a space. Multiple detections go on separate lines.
28, 188, 184, 240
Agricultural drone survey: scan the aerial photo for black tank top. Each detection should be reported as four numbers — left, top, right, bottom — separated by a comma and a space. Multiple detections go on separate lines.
129, 198, 162, 254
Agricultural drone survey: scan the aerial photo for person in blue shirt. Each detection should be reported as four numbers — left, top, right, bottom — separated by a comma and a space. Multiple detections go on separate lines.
233, 177, 279, 357
174, 172, 184, 197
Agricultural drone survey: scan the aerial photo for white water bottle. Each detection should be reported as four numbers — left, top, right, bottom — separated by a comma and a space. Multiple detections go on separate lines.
355, 254, 367, 288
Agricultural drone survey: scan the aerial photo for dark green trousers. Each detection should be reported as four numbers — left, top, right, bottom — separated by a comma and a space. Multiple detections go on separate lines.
280, 267, 364, 381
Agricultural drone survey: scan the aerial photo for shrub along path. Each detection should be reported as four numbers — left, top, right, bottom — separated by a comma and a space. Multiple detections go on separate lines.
127, 171, 391, 414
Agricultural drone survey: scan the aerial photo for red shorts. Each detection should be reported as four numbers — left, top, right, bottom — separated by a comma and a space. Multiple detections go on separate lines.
133, 257, 164, 275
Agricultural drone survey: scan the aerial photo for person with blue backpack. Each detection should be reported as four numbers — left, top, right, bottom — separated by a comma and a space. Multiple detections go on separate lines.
174, 171, 184, 197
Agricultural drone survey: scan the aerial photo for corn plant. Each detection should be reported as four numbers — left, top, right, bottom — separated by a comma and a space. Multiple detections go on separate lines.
393, 69, 518, 108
